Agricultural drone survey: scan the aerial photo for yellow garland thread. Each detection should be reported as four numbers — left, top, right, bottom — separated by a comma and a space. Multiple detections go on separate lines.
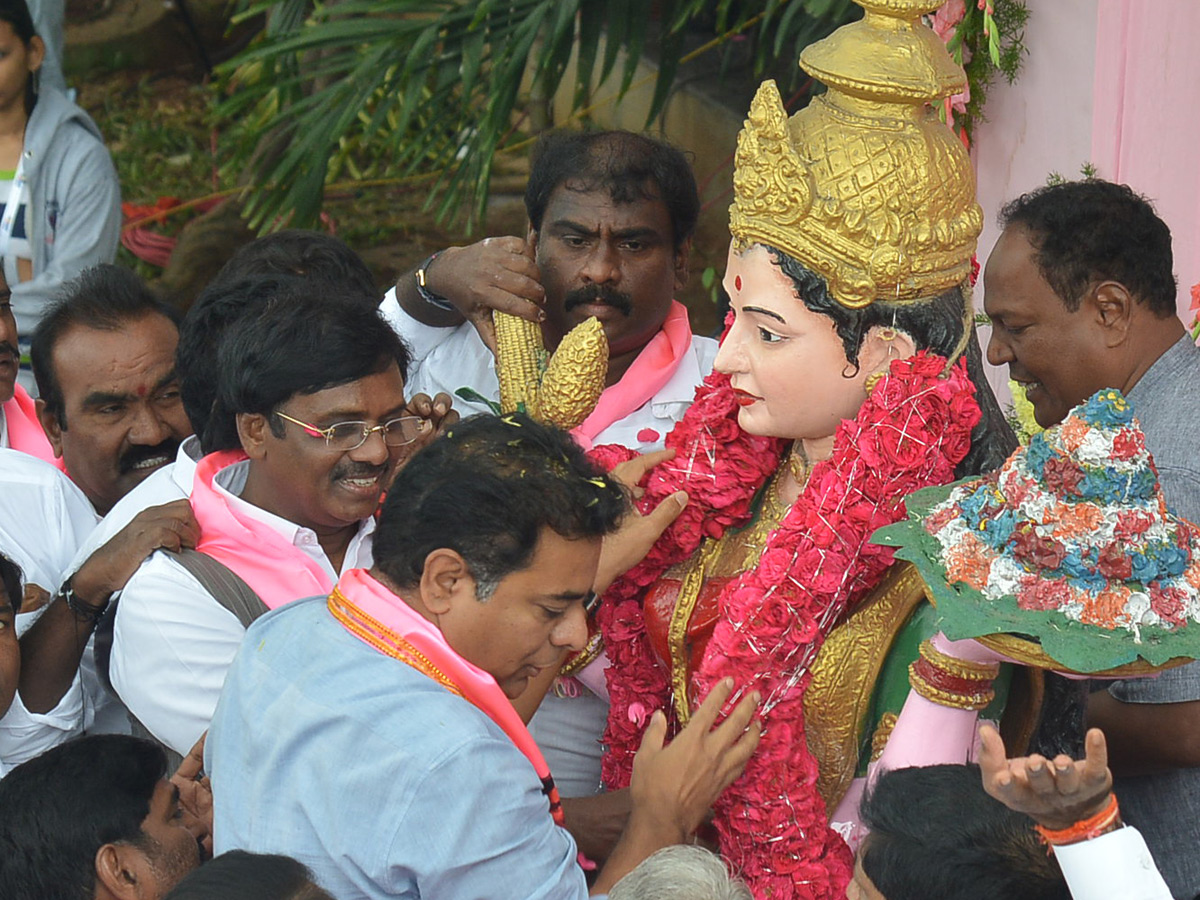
328, 587, 463, 699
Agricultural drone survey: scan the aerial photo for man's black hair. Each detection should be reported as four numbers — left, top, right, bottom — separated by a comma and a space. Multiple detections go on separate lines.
0, 735, 167, 899
209, 229, 379, 300
999, 179, 1177, 316
859, 764, 1069, 900
164, 850, 332, 900
374, 413, 627, 598
180, 273, 381, 451
767, 247, 1017, 478
30, 264, 180, 428
0, 551, 21, 614
525, 130, 699, 249
206, 286, 410, 452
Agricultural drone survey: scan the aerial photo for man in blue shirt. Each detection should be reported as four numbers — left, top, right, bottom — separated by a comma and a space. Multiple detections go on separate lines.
207, 413, 760, 899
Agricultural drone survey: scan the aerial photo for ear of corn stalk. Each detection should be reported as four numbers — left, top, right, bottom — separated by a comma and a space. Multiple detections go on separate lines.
493, 311, 608, 430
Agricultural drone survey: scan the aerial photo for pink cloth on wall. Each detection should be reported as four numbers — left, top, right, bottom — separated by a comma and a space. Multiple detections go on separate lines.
3, 384, 64, 471
1092, 0, 1200, 321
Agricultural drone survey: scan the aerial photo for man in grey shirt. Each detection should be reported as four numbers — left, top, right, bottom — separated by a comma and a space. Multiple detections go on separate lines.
984, 178, 1200, 899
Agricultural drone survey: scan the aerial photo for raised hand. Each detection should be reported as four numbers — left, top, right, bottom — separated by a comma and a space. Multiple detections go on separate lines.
979, 722, 1114, 831
422, 237, 545, 352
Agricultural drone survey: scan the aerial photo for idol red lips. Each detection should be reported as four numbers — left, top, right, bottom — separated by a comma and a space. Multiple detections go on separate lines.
732, 389, 761, 407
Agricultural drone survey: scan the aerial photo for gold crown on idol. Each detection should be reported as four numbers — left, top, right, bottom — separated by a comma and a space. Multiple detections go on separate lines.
729, 0, 984, 309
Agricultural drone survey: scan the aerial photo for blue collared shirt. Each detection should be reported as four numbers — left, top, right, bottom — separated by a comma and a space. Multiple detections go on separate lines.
208, 595, 587, 900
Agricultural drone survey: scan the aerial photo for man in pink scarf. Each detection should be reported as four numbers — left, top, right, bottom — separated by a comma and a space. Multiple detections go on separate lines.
380, 129, 718, 823
109, 287, 415, 757
207, 412, 760, 900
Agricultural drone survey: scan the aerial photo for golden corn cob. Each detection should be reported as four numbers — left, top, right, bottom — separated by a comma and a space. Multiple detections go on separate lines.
493, 311, 609, 429
494, 311, 547, 419
539, 316, 608, 429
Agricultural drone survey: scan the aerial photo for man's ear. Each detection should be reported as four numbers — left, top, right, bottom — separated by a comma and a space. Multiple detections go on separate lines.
34, 397, 65, 460
236, 412, 270, 460
1088, 281, 1135, 348
673, 238, 692, 294
418, 548, 475, 615
860, 324, 917, 377
93, 843, 141, 900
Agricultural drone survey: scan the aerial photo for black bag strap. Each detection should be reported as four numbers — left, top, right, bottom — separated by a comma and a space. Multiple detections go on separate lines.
166, 548, 270, 629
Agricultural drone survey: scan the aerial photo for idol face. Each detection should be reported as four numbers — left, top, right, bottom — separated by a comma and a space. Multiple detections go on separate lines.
715, 243, 871, 444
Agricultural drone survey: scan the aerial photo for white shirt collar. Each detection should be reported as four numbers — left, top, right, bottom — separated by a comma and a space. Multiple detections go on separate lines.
211, 459, 376, 570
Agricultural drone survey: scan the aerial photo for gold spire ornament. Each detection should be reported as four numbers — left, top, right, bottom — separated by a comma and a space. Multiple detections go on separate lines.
493, 311, 609, 430
728, 0, 983, 308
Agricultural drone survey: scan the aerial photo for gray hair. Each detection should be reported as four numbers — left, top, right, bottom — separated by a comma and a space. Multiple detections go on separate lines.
608, 846, 752, 900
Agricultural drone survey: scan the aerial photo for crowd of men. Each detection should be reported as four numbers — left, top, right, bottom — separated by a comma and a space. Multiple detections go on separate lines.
0, 125, 1196, 899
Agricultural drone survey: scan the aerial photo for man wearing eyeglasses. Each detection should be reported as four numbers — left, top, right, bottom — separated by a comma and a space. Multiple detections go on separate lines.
108, 288, 418, 758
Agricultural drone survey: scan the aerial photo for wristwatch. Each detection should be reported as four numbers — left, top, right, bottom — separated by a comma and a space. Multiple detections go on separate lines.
415, 253, 456, 312
60, 576, 111, 629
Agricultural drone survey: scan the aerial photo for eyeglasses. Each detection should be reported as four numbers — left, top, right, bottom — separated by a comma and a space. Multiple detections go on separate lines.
274, 411, 431, 451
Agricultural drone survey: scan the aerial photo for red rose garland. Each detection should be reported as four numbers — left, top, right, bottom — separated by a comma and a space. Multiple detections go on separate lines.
591, 351, 981, 900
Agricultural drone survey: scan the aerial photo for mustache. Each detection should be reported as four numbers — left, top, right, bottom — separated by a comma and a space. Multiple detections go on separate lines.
331, 460, 388, 482
118, 439, 181, 475
0, 342, 17, 363
563, 285, 632, 317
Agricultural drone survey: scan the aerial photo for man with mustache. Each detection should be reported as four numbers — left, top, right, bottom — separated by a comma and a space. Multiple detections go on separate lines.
31, 263, 191, 515
983, 179, 1200, 899
381, 132, 717, 824
108, 287, 418, 758
0, 264, 198, 764
383, 129, 716, 455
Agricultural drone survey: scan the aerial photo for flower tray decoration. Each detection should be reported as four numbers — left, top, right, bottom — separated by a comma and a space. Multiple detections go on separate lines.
875, 389, 1200, 674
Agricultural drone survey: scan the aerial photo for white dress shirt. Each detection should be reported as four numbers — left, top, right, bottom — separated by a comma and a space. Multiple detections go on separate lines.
110, 459, 376, 756
57, 436, 203, 738
1056, 825, 1172, 900
378, 287, 718, 453
0, 448, 99, 774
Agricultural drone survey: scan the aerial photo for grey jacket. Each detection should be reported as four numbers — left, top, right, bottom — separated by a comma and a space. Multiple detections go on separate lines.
11, 86, 121, 338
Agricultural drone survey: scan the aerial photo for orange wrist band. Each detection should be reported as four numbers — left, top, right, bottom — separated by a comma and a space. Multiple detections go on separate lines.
1034, 792, 1121, 847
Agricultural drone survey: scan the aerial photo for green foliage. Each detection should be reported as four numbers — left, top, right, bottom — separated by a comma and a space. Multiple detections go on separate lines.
1046, 162, 1098, 186
945, 0, 1029, 140
217, 0, 858, 232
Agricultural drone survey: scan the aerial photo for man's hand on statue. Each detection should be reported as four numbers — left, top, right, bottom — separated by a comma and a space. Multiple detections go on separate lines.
429, 237, 545, 353
630, 678, 761, 842
71, 500, 200, 605
979, 722, 1114, 832
594, 450, 687, 594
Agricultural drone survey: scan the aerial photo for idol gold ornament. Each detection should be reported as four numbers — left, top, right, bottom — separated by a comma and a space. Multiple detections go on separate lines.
728, 0, 983, 309
493, 311, 609, 430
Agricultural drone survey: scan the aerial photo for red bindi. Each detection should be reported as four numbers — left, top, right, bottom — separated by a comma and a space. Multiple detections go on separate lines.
135, 385, 148, 398
734, 275, 742, 292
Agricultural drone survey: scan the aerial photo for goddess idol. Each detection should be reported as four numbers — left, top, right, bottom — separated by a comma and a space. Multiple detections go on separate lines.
587, 2, 1018, 896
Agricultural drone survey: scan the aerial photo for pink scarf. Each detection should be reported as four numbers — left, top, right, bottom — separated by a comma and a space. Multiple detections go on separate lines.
329, 568, 565, 826
4, 384, 65, 471
571, 300, 694, 449
191, 449, 337, 609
